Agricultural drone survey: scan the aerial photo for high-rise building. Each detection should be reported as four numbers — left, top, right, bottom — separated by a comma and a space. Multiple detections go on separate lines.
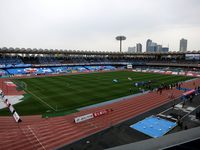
179, 38, 187, 52
156, 45, 162, 52
136, 43, 142, 53
146, 39, 152, 52
148, 42, 157, 53
128, 47, 136, 53
162, 47, 169, 53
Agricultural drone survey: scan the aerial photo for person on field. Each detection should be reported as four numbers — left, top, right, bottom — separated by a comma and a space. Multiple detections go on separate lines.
129, 88, 132, 93
159, 88, 162, 95
182, 99, 186, 108
189, 95, 193, 103
157, 88, 159, 94
172, 100, 175, 109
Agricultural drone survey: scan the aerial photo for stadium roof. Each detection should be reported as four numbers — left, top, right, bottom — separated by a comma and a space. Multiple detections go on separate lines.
0, 47, 200, 55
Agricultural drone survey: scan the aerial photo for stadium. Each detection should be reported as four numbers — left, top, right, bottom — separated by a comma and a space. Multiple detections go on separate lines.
0, 47, 200, 150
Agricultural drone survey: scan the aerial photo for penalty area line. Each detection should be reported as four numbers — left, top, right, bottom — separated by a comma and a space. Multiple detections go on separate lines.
26, 89, 57, 111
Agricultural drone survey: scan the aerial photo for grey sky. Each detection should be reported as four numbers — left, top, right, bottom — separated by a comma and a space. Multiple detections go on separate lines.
0, 0, 200, 52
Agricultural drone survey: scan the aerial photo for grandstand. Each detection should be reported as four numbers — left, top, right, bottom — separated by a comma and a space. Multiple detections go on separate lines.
0, 47, 200, 150
1, 47, 200, 66
0, 47, 200, 77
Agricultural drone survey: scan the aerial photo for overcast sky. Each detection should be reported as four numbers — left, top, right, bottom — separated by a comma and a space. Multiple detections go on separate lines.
0, 0, 200, 52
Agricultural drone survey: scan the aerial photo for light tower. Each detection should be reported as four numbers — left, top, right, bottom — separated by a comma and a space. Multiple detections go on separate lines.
116, 36, 126, 52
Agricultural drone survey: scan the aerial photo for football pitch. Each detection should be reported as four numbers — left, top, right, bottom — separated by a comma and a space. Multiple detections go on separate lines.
0, 71, 193, 116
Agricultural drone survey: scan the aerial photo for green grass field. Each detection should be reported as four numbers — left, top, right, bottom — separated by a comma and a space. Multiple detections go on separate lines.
0, 71, 193, 116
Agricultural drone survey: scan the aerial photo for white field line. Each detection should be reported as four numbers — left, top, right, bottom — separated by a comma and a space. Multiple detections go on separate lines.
15, 80, 57, 111
28, 126, 46, 150
26, 89, 56, 111
21, 81, 28, 90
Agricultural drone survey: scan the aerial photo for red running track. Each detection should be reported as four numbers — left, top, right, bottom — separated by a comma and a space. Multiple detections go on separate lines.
0, 78, 199, 150
0, 78, 25, 95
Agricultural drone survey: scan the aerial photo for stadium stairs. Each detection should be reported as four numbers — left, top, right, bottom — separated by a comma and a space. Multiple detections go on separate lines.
0, 79, 199, 150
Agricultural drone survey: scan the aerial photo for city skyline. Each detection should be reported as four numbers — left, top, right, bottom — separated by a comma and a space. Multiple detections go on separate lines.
0, 0, 200, 52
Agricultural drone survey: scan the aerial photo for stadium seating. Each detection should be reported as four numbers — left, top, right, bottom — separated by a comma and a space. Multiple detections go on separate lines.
71, 66, 88, 72
6, 67, 53, 75
0, 56, 23, 65
85, 65, 116, 71
38, 56, 60, 64
21, 57, 40, 64
0, 69, 8, 76
51, 66, 69, 73
3, 65, 116, 75
1, 53, 200, 66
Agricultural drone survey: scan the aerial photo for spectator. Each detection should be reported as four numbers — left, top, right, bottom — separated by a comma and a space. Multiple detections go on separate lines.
182, 100, 186, 108
184, 125, 188, 130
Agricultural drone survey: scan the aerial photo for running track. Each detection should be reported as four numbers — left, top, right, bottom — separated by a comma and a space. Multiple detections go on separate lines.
0, 78, 199, 150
